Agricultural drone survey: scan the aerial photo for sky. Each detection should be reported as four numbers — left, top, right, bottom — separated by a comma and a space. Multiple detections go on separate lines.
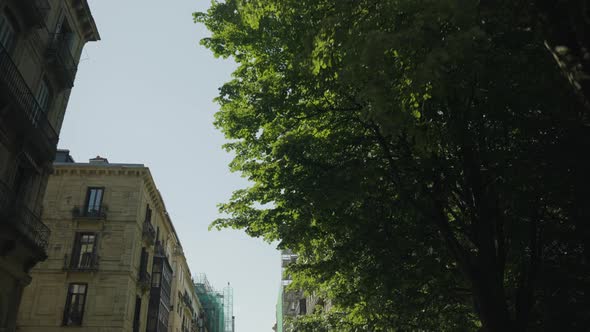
60, 0, 281, 331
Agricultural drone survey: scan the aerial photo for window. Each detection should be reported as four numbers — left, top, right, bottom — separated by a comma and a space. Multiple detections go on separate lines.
144, 204, 152, 223
133, 296, 142, 332
299, 298, 307, 315
139, 247, 148, 279
12, 163, 32, 204
71, 233, 96, 269
84, 187, 104, 216
37, 77, 52, 113
0, 9, 16, 50
63, 283, 87, 326
54, 15, 77, 54
152, 260, 162, 288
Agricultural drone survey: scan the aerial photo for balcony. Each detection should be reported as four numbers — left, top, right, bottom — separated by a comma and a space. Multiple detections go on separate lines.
138, 270, 152, 292
0, 43, 58, 157
182, 292, 193, 310
72, 205, 107, 219
15, 0, 51, 29
0, 180, 50, 254
63, 252, 99, 272
142, 221, 156, 245
46, 33, 78, 89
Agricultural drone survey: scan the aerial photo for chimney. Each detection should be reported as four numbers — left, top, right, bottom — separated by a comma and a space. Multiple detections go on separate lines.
89, 155, 109, 164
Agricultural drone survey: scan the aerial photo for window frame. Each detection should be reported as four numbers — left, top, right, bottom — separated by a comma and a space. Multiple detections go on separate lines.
84, 187, 104, 216
36, 76, 53, 113
139, 247, 149, 278
144, 204, 152, 223
70, 232, 97, 269
133, 296, 142, 332
62, 283, 88, 326
151, 260, 162, 288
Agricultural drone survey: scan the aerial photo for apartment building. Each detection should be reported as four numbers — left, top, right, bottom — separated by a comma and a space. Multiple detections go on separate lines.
275, 250, 328, 332
0, 1, 99, 330
16, 151, 202, 332
170, 247, 202, 332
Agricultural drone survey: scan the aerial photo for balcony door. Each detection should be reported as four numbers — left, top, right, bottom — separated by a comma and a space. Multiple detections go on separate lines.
71, 233, 97, 269
84, 187, 103, 216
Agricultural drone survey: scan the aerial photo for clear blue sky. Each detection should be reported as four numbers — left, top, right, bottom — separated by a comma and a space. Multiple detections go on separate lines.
60, 1, 281, 331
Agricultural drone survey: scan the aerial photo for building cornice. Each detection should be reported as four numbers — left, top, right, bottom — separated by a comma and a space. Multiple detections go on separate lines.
52, 162, 183, 258
70, 0, 100, 42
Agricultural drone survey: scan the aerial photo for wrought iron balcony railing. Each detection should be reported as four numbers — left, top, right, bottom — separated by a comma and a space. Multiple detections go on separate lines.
143, 221, 156, 245
63, 252, 99, 271
0, 180, 50, 252
0, 42, 58, 153
46, 33, 78, 89
72, 205, 107, 219
17, 205, 50, 251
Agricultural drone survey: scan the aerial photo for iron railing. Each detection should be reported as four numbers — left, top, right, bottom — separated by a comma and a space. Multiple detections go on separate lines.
63, 252, 99, 271
0, 180, 50, 251
47, 33, 78, 89
143, 221, 156, 244
17, 206, 50, 250
0, 43, 58, 149
72, 205, 107, 219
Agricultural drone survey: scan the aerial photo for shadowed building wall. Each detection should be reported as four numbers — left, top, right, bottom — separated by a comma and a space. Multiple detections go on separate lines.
0, 1, 99, 331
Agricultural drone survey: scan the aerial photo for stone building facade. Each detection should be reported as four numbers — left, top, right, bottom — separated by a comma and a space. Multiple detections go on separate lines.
170, 247, 202, 332
275, 250, 330, 332
16, 152, 202, 332
0, 1, 99, 331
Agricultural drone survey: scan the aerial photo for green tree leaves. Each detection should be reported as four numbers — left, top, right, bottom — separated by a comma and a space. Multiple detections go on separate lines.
196, 0, 590, 330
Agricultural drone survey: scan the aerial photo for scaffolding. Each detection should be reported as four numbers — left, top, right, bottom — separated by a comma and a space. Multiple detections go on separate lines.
223, 283, 234, 332
194, 274, 234, 332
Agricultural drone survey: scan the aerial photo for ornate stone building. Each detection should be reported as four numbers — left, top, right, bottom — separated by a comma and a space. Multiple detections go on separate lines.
0, 1, 99, 331
16, 152, 202, 332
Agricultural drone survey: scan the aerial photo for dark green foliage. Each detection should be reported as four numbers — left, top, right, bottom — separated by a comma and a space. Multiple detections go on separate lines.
196, 1, 590, 330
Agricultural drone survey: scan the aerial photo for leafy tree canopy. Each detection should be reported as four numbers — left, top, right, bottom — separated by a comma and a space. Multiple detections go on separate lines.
196, 0, 590, 330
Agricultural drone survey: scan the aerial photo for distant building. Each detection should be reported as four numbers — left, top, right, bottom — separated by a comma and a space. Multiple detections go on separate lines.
0, 1, 99, 330
276, 250, 328, 332
170, 244, 202, 332
194, 275, 234, 332
16, 152, 202, 332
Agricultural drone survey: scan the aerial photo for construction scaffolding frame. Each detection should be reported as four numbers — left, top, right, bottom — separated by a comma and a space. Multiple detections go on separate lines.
194, 274, 234, 332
